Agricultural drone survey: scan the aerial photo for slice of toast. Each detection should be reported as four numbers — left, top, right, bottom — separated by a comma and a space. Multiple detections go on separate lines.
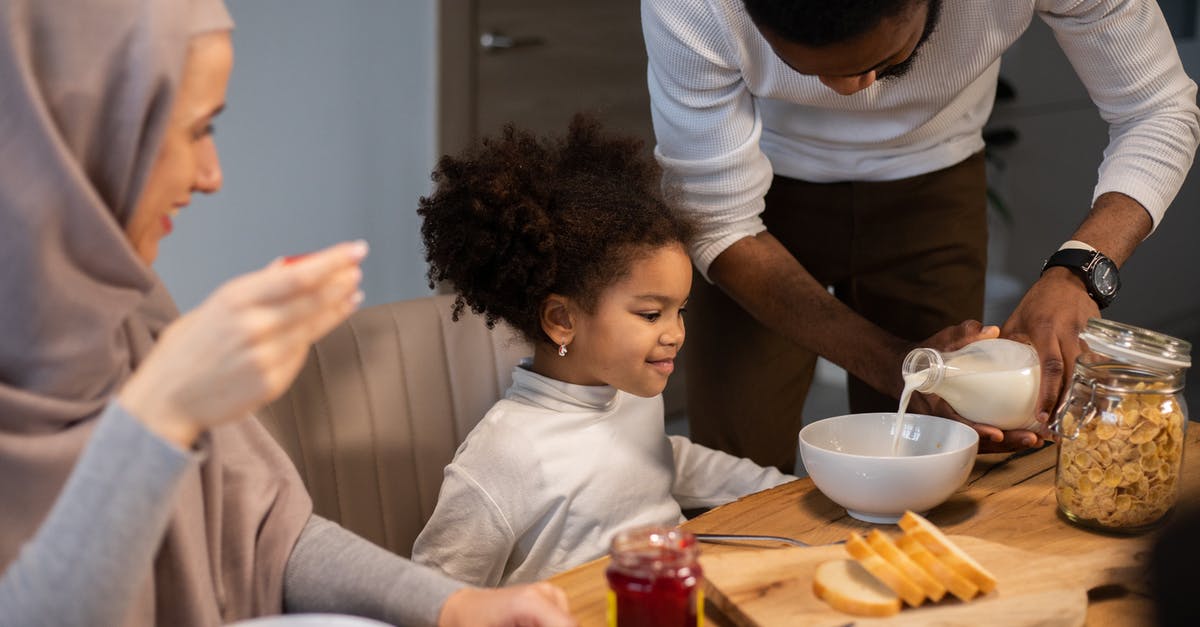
813, 559, 903, 617
899, 511, 998, 594
845, 532, 926, 607
895, 534, 979, 602
866, 529, 947, 602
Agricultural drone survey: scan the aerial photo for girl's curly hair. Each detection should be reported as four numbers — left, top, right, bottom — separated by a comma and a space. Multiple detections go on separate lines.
418, 115, 695, 346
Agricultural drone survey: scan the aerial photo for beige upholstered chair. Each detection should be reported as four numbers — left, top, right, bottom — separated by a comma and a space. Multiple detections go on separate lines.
259, 294, 530, 558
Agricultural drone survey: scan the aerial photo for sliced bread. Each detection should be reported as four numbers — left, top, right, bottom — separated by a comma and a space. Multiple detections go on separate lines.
899, 511, 998, 594
866, 529, 947, 602
813, 559, 903, 617
895, 534, 979, 602
845, 532, 926, 607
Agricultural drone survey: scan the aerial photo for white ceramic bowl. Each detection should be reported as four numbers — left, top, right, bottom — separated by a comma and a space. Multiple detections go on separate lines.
799, 412, 979, 524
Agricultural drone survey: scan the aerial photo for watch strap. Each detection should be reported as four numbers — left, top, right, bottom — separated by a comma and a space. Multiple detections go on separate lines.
1042, 248, 1099, 274
1041, 248, 1118, 309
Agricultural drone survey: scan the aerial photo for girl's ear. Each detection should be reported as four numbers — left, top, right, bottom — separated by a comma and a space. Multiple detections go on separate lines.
540, 294, 575, 346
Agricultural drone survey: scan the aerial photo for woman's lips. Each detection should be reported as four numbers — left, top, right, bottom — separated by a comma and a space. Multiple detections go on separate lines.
161, 206, 183, 236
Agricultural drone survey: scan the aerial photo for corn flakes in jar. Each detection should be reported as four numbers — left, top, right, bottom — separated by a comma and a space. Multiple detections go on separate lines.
1053, 319, 1191, 533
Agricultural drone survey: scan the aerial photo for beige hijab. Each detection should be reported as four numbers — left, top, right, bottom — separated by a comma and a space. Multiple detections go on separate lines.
0, 0, 312, 624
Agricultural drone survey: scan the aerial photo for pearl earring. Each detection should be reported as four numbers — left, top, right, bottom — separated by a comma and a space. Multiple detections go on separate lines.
558, 343, 568, 357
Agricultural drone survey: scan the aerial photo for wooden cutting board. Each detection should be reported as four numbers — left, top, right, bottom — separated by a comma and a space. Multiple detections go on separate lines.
701, 535, 1147, 626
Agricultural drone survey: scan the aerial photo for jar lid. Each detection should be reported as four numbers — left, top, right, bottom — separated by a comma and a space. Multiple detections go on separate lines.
1080, 318, 1191, 371
608, 526, 698, 572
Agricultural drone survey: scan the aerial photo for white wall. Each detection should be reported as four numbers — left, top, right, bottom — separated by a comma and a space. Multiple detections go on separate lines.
156, 1, 438, 311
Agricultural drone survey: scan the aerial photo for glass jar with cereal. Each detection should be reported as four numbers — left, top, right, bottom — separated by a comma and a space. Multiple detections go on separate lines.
1052, 318, 1191, 533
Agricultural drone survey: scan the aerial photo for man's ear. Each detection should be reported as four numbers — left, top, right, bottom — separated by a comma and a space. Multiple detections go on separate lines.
540, 294, 576, 346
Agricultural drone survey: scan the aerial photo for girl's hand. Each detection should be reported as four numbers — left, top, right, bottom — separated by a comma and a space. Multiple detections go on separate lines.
119, 240, 368, 447
438, 583, 578, 627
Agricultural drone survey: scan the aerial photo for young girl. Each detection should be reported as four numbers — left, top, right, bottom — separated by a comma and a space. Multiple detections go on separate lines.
411, 117, 794, 586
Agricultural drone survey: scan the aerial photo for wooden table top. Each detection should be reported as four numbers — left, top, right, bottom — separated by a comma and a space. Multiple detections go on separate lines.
548, 427, 1200, 626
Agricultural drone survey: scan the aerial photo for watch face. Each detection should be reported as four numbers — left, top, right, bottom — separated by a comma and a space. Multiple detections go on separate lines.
1093, 259, 1119, 296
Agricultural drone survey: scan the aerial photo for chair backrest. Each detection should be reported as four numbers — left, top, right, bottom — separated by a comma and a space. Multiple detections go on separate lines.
258, 294, 530, 557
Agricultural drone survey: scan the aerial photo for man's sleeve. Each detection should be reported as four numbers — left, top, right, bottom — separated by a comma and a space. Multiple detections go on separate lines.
643, 0, 776, 278
1039, 0, 1200, 227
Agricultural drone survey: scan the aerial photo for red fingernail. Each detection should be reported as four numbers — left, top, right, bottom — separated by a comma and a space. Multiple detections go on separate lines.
283, 253, 311, 265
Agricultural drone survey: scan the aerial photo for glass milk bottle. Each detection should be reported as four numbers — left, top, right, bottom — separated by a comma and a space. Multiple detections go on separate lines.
901, 338, 1041, 430
1052, 318, 1190, 533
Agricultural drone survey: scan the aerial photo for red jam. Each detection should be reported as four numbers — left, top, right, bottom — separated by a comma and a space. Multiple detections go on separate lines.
605, 526, 702, 627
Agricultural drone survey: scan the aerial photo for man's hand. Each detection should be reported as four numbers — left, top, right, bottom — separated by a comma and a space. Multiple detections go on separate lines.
438, 583, 578, 627
909, 319, 1000, 359
1001, 267, 1097, 433
1001, 191, 1151, 446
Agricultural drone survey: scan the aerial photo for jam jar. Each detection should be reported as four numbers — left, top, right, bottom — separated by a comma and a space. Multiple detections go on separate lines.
605, 526, 703, 627
1052, 318, 1191, 533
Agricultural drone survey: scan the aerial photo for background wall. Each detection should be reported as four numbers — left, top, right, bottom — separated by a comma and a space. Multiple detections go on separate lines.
156, 1, 438, 311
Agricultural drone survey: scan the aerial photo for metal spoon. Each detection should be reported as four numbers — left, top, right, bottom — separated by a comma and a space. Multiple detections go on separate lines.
693, 533, 810, 547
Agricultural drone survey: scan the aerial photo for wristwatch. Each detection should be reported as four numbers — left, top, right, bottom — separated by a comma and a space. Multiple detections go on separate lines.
1041, 241, 1120, 309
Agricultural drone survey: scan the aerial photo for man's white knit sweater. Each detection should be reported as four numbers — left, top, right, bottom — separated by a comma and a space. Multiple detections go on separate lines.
643, 0, 1200, 276
411, 365, 793, 586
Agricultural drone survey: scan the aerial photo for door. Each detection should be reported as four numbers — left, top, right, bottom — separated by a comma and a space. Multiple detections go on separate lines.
474, 0, 653, 147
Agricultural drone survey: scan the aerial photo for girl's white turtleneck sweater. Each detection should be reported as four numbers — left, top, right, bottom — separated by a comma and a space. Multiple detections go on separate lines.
412, 365, 793, 586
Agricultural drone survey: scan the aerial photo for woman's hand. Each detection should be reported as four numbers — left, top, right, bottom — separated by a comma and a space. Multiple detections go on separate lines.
438, 583, 578, 627
119, 241, 368, 447
901, 321, 1042, 453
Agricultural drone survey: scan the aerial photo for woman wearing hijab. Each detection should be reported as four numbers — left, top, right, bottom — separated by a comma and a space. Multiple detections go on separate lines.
0, 1, 576, 625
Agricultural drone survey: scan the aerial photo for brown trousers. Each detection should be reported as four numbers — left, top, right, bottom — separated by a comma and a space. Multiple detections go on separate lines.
685, 152, 989, 473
